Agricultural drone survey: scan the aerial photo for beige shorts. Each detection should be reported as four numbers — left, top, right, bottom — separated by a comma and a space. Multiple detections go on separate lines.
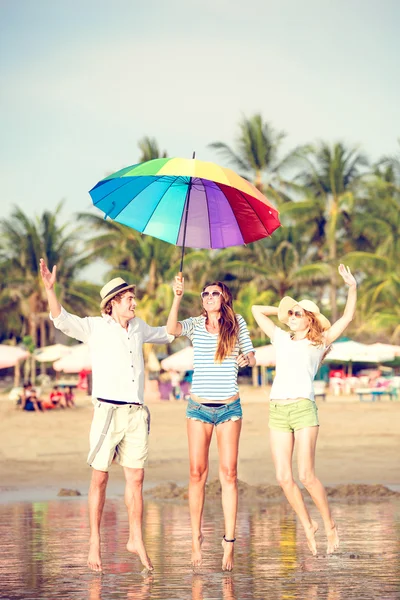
87, 400, 150, 472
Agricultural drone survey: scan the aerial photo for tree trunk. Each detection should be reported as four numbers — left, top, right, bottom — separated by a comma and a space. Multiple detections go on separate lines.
147, 258, 157, 296
14, 360, 21, 388
255, 170, 263, 193
40, 317, 46, 375
29, 314, 38, 384
328, 195, 339, 322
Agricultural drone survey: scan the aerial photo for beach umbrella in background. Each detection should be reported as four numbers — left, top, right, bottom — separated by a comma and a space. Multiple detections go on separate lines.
0, 345, 30, 369
53, 343, 91, 373
369, 343, 400, 357
89, 156, 281, 276
0, 345, 30, 388
147, 350, 161, 372
328, 340, 395, 364
254, 344, 276, 366
34, 344, 71, 363
161, 346, 194, 372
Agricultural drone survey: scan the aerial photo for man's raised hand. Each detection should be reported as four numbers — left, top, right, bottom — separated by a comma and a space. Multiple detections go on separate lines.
39, 258, 57, 290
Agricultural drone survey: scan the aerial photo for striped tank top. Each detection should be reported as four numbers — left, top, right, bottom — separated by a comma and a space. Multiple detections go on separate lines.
179, 314, 254, 401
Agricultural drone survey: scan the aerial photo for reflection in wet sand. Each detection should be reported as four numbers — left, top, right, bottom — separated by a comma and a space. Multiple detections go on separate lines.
0, 498, 399, 599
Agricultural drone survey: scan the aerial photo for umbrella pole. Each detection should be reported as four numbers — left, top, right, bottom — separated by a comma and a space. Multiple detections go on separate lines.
178, 181, 191, 283
178, 152, 195, 287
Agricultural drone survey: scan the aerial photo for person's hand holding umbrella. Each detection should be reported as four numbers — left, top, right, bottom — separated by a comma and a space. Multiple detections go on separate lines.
173, 274, 184, 297
167, 276, 185, 337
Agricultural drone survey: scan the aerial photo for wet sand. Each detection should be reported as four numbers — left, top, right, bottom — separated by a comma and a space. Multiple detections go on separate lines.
0, 386, 399, 501
1, 497, 399, 599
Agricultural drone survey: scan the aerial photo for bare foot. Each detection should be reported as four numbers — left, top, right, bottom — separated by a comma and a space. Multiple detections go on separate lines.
305, 519, 319, 556
87, 537, 102, 572
221, 537, 235, 571
326, 522, 339, 554
191, 533, 204, 568
127, 539, 154, 571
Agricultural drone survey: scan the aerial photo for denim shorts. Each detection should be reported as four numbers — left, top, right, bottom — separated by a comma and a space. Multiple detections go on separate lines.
186, 398, 242, 426
269, 398, 319, 433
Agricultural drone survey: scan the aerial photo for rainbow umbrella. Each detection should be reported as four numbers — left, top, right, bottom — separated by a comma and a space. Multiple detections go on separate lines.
89, 156, 281, 272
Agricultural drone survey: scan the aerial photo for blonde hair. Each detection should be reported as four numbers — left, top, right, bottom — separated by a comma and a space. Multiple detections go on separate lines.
201, 281, 239, 363
304, 310, 331, 361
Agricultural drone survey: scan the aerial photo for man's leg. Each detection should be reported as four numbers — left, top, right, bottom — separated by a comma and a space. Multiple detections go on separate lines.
87, 468, 109, 571
124, 467, 153, 570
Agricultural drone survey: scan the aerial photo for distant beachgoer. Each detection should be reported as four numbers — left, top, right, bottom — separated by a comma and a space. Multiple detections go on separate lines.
40, 258, 174, 573
21, 387, 44, 412
252, 264, 357, 556
167, 276, 255, 571
42, 385, 65, 410
64, 386, 75, 408
169, 370, 181, 400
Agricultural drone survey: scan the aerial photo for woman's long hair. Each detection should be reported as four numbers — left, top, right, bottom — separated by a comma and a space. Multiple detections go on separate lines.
304, 310, 331, 360
201, 281, 239, 363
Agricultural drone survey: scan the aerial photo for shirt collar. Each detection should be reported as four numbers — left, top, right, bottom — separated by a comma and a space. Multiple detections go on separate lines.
102, 313, 136, 332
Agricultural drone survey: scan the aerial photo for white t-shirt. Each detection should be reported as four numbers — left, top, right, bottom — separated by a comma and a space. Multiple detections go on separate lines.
270, 326, 326, 402
179, 314, 254, 401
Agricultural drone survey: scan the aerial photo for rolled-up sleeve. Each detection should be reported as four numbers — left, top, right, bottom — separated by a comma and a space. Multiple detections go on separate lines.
49, 307, 92, 343
179, 317, 196, 341
237, 315, 254, 355
141, 322, 175, 344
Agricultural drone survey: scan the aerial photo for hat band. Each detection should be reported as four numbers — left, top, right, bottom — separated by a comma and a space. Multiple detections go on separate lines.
102, 282, 131, 301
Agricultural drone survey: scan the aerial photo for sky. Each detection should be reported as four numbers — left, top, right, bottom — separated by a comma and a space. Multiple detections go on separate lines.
1, 0, 399, 281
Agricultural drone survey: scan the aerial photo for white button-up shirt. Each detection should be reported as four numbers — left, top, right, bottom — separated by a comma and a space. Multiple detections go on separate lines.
50, 307, 174, 403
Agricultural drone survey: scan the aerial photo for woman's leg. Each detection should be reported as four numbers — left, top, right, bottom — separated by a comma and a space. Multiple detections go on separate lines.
270, 430, 319, 555
295, 426, 339, 554
187, 418, 214, 567
215, 418, 242, 571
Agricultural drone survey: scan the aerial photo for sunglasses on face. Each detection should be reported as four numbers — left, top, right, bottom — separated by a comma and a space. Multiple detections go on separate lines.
201, 291, 223, 299
288, 309, 306, 319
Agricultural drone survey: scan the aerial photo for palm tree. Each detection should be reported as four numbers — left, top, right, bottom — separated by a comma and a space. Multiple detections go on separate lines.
0, 203, 99, 375
282, 142, 369, 320
209, 114, 286, 193
78, 213, 181, 296
342, 168, 400, 339
138, 136, 167, 162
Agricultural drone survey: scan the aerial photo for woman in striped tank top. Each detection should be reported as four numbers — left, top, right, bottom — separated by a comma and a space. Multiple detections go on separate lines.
167, 276, 255, 571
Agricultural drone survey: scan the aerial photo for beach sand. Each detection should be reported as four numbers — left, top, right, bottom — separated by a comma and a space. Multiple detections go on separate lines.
0, 385, 399, 500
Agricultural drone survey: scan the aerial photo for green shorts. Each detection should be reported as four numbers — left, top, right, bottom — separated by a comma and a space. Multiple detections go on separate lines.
269, 399, 319, 433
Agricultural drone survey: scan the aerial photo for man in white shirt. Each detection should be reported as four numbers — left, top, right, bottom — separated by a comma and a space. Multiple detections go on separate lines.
40, 258, 174, 573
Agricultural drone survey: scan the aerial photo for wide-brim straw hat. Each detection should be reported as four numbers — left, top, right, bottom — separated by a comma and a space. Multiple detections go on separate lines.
278, 296, 331, 331
100, 277, 135, 309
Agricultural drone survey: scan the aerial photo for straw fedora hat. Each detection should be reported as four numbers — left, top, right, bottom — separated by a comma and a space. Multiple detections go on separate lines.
278, 296, 331, 330
100, 277, 135, 309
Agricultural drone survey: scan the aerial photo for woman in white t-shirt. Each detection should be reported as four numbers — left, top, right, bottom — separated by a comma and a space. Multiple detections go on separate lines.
252, 264, 357, 556
167, 276, 255, 571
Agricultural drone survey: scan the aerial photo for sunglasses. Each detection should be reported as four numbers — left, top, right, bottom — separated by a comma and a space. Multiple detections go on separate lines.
201, 291, 223, 299
288, 309, 306, 319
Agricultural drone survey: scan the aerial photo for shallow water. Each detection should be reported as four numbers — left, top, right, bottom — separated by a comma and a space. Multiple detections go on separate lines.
0, 497, 399, 600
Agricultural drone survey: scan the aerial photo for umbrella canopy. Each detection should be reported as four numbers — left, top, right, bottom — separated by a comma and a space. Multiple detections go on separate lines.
161, 346, 194, 372
34, 344, 71, 363
0, 345, 30, 369
89, 157, 280, 252
255, 345, 276, 367
53, 343, 91, 373
370, 343, 400, 357
328, 341, 395, 363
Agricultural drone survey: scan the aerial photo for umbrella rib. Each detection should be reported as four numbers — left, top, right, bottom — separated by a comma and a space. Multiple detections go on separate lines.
203, 179, 212, 248
92, 175, 164, 209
